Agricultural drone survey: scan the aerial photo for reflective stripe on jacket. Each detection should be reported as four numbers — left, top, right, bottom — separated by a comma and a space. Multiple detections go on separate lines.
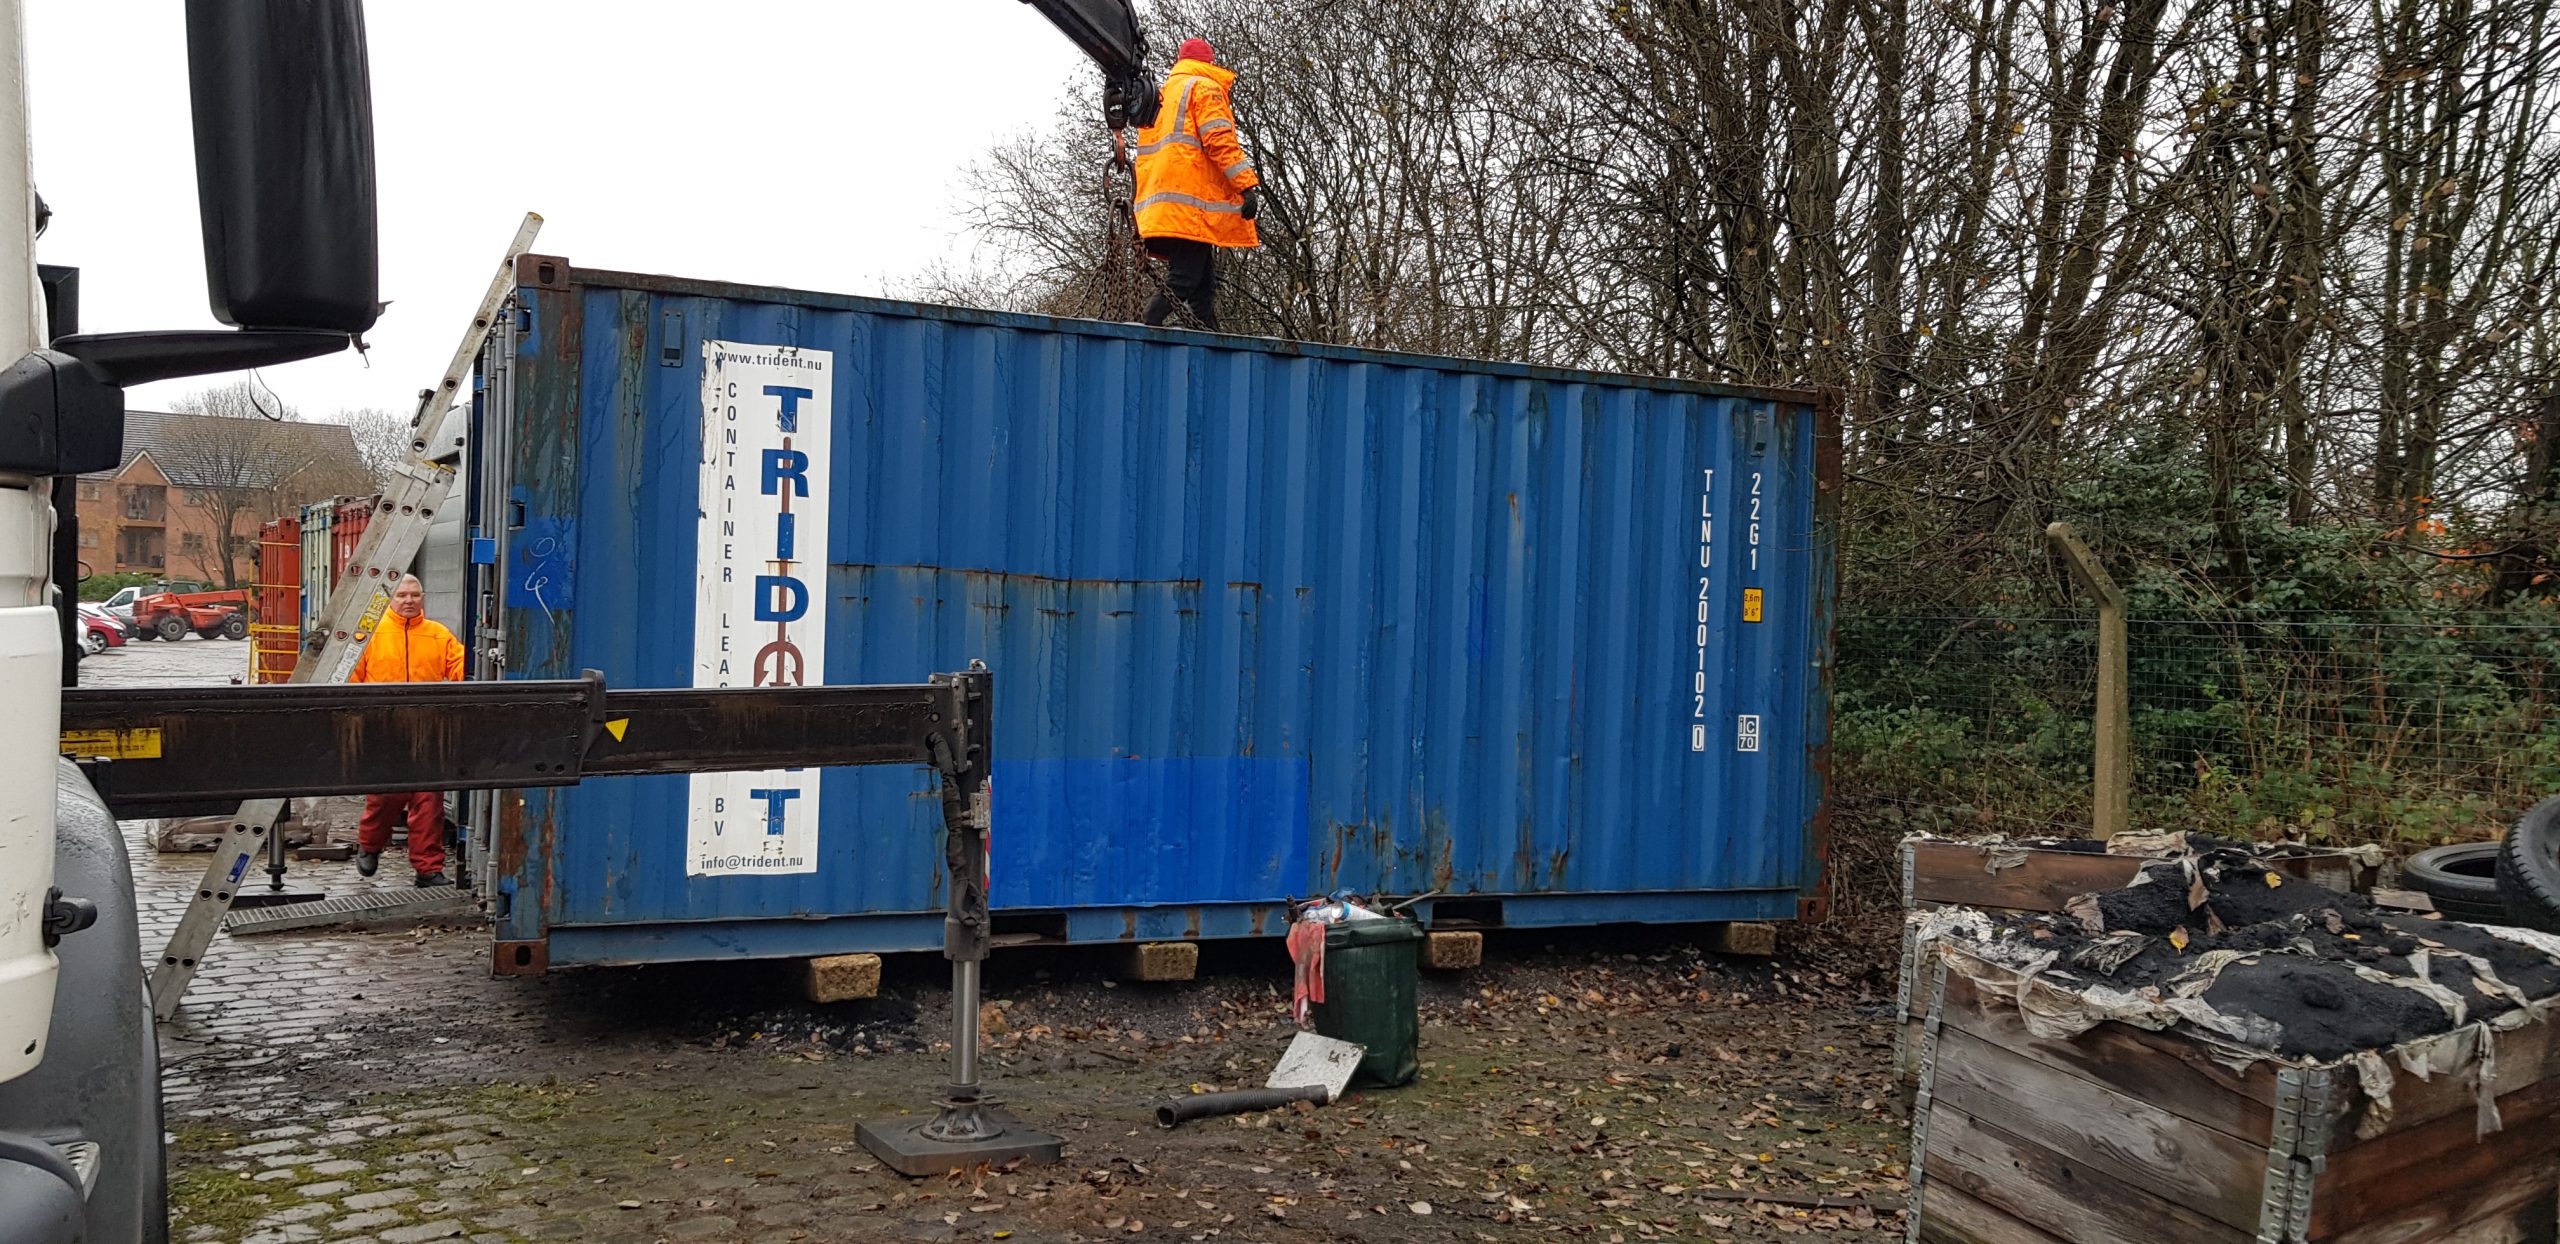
1133, 58, 1260, 249
349, 613, 466, 684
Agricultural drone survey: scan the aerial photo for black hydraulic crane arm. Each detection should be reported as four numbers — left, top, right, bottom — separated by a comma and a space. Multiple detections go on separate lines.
59, 669, 991, 821
1021, 0, 1160, 128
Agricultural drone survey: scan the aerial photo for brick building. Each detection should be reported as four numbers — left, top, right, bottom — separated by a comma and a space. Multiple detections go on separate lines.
76, 410, 369, 587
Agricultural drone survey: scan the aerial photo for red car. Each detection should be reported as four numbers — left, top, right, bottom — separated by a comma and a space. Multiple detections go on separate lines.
77, 603, 126, 656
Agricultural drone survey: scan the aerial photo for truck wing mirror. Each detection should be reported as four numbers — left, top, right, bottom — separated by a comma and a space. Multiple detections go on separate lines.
186, 0, 379, 335
47, 0, 380, 395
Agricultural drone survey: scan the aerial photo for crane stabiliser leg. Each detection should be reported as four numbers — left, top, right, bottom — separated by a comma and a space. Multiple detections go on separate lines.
859, 666, 1064, 1176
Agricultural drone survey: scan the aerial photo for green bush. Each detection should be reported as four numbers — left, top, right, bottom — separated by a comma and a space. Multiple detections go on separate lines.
1833, 413, 2560, 851
1836, 606, 2560, 845
78, 571, 164, 600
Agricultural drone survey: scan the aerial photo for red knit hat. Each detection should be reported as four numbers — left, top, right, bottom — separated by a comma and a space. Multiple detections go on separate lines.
1177, 37, 1215, 64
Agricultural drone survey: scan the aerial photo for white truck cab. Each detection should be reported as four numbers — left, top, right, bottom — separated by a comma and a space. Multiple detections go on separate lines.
0, 4, 379, 1240
1, 0, 68, 1098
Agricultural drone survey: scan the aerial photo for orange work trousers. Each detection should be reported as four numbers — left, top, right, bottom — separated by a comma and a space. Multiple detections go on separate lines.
358, 791, 445, 875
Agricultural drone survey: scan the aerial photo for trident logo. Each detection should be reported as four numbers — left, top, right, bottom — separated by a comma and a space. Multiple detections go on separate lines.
754, 636, 804, 687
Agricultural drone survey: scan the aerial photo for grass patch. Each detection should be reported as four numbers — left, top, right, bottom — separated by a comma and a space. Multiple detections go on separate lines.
443, 1080, 586, 1126
167, 1161, 290, 1239
165, 1104, 498, 1236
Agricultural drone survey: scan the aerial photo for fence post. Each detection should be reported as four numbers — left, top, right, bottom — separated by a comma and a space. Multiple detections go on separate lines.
2046, 522, 2129, 839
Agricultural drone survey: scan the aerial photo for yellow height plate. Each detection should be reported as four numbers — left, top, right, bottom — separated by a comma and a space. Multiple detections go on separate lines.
1742, 587, 1764, 623
328, 586, 395, 684
356, 586, 391, 634
61, 727, 162, 760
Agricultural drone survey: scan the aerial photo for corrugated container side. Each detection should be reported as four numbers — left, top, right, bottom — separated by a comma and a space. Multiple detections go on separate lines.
298, 500, 330, 633
488, 265, 1833, 968
331, 497, 371, 585
251, 516, 300, 684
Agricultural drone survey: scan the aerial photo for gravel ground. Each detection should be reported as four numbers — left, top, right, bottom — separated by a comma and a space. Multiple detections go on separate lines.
156, 929, 1908, 1244
113, 629, 1911, 1244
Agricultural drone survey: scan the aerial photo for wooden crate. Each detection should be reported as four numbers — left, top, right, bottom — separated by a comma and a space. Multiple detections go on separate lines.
1902, 836, 2377, 913
1894, 838, 2379, 1083
1907, 948, 2560, 1244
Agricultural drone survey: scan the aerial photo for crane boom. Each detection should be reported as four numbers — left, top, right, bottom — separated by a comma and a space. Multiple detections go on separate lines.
1019, 0, 1158, 127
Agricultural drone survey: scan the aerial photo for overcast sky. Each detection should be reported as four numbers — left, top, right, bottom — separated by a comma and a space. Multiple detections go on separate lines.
25, 0, 1088, 421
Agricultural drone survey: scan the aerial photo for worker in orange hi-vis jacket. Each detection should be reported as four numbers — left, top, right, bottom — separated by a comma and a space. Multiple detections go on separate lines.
348, 574, 467, 886
1131, 36, 1260, 331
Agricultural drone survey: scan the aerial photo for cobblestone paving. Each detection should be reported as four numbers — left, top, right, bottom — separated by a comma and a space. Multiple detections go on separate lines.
120, 637, 1909, 1244
75, 630, 253, 690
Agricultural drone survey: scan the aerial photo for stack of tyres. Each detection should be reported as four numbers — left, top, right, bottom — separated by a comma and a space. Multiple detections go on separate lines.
2498, 796, 2560, 932
2403, 843, 2507, 923
2405, 805, 2560, 932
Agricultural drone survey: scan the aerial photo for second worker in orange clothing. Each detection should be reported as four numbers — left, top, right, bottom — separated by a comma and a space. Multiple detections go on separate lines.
349, 574, 466, 886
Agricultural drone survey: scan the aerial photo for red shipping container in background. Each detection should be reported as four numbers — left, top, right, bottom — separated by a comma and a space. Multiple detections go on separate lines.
330, 497, 372, 584
251, 515, 300, 684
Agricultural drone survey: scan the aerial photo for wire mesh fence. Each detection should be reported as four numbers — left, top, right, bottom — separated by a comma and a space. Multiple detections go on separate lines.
1835, 610, 2560, 847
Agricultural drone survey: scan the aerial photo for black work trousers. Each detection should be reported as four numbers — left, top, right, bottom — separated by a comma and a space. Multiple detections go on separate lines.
1142, 237, 1219, 331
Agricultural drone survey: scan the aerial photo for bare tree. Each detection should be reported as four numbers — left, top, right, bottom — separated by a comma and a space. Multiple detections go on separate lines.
165, 382, 370, 587
937, 0, 2560, 609
172, 378, 297, 424
335, 406, 413, 489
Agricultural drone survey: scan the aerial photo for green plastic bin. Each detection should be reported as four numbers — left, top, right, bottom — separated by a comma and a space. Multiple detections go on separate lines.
1307, 918, 1422, 1089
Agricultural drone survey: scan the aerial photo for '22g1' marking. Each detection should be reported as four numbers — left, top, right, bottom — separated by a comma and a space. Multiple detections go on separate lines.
1748, 471, 1761, 571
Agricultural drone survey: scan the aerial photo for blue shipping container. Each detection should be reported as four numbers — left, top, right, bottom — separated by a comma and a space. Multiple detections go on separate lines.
479, 261, 1835, 972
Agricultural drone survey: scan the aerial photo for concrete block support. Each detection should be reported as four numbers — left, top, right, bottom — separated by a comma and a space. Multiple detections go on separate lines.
805, 953, 882, 1003
1708, 922, 1778, 957
1116, 941, 1198, 982
1423, 930, 1483, 970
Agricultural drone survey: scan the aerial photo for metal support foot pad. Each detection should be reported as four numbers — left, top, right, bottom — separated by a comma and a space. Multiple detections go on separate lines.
857, 1103, 1063, 1178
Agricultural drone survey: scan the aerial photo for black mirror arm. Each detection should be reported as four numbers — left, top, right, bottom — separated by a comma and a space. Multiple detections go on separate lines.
52, 328, 350, 388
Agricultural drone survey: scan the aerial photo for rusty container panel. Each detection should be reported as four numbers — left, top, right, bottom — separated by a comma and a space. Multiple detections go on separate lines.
487, 264, 1834, 968
251, 515, 300, 684
330, 497, 372, 583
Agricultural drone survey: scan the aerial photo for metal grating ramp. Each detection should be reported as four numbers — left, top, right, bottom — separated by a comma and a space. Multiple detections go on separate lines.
224, 888, 474, 935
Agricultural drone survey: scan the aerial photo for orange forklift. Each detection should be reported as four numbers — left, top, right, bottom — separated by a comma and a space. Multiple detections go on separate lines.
127, 588, 248, 642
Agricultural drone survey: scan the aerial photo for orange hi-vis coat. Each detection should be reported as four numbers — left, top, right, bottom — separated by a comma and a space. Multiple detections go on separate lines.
1133, 58, 1261, 249
349, 612, 465, 684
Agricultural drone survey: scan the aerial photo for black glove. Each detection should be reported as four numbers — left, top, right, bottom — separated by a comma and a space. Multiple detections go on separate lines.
1240, 187, 1260, 221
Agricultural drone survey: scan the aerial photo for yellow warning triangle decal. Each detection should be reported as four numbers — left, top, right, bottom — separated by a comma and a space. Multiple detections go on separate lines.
604, 718, 630, 742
